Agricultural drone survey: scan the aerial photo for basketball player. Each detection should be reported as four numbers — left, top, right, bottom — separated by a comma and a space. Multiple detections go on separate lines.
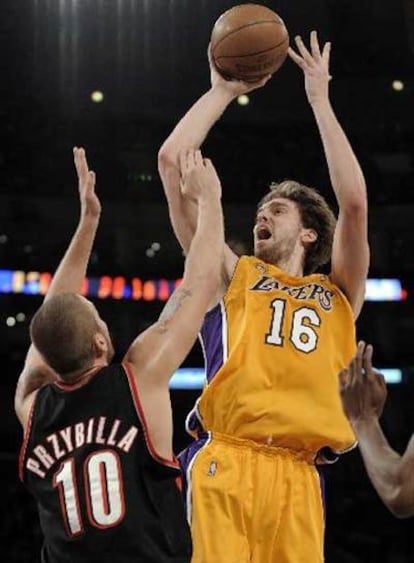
339, 341, 414, 518
15, 146, 224, 562
158, 31, 369, 562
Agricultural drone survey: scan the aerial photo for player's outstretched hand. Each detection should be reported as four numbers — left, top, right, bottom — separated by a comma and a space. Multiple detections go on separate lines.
73, 147, 101, 220
208, 44, 271, 98
339, 341, 387, 425
179, 149, 222, 202
288, 30, 331, 107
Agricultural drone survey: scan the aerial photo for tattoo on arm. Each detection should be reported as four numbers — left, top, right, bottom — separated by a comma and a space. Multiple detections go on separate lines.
156, 288, 192, 333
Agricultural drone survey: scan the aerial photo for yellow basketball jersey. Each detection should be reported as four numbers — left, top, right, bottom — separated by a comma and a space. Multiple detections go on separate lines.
189, 255, 356, 456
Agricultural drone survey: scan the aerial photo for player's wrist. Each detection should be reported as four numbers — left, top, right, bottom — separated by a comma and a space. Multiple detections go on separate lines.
309, 96, 331, 112
198, 190, 222, 206
209, 82, 238, 103
79, 210, 101, 229
350, 414, 380, 434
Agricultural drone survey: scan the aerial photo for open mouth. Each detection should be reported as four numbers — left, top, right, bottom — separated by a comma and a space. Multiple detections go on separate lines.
257, 226, 272, 241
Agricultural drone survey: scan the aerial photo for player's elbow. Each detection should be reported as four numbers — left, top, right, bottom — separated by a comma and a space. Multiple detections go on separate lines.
386, 496, 414, 519
158, 143, 177, 173
381, 469, 414, 518
385, 479, 414, 518
339, 192, 367, 217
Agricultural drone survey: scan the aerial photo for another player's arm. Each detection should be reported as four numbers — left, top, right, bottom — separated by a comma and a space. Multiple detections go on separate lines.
15, 147, 101, 427
339, 342, 414, 518
15, 346, 58, 425
124, 151, 224, 459
289, 32, 369, 318
158, 50, 269, 282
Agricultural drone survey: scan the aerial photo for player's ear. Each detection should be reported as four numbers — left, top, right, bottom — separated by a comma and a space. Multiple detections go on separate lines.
93, 333, 108, 354
301, 228, 317, 244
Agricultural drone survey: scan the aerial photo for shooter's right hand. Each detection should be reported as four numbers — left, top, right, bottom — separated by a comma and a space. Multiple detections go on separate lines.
208, 44, 271, 98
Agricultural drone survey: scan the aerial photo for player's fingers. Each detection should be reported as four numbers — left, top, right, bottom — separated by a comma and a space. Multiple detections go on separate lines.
338, 369, 349, 390
82, 149, 89, 172
77, 147, 88, 179
73, 146, 81, 174
245, 73, 272, 89
260, 74, 272, 86
376, 371, 387, 390
288, 47, 306, 68
348, 356, 356, 386
178, 150, 189, 175
294, 35, 314, 66
322, 41, 331, 66
87, 170, 96, 190
363, 344, 374, 379
194, 150, 203, 168
355, 341, 365, 379
310, 30, 322, 60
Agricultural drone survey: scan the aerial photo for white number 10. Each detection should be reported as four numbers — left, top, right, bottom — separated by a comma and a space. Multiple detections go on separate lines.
53, 450, 125, 537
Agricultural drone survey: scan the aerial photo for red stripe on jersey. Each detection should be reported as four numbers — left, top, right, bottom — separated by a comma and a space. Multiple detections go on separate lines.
53, 366, 103, 391
18, 392, 39, 482
122, 361, 179, 470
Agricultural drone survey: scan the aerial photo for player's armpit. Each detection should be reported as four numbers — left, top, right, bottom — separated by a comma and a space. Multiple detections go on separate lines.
222, 245, 239, 286
15, 361, 56, 427
205, 245, 239, 311
330, 208, 369, 319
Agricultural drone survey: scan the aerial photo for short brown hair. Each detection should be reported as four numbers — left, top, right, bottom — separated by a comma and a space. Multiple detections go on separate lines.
258, 180, 336, 274
30, 293, 98, 376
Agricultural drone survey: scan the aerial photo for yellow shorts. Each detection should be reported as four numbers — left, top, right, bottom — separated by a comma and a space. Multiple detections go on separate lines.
179, 433, 325, 563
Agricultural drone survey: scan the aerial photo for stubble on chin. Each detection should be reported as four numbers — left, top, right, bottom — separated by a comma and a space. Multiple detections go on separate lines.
255, 245, 281, 266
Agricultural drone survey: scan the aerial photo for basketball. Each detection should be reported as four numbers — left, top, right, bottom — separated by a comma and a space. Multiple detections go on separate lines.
210, 4, 289, 82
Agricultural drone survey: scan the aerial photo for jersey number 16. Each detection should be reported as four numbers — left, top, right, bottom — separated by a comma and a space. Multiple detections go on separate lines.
265, 298, 321, 353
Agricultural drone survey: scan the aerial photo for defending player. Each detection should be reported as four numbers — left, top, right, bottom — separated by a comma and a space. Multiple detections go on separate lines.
158, 32, 369, 562
340, 341, 414, 519
15, 147, 224, 562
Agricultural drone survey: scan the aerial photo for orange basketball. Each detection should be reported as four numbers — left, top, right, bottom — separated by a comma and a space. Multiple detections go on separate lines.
211, 4, 289, 82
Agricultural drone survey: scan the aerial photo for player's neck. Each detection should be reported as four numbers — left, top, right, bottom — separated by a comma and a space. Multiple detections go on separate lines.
271, 252, 305, 278
58, 361, 108, 387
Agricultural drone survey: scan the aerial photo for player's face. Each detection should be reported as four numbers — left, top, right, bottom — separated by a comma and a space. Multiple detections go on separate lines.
253, 197, 304, 264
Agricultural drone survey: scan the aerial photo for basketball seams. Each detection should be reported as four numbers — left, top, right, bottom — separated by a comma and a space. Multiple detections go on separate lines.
211, 5, 289, 81
214, 35, 289, 60
212, 20, 286, 55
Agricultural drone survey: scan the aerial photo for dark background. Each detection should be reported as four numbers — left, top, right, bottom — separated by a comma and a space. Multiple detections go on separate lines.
0, 0, 414, 561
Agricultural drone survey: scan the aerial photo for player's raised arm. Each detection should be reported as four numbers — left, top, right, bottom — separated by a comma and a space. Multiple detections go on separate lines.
43, 147, 101, 301
126, 149, 223, 378
339, 342, 414, 518
158, 48, 268, 280
289, 31, 369, 318
15, 147, 101, 427
124, 150, 224, 459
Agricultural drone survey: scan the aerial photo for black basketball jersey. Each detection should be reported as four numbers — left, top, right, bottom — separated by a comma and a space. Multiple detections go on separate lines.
19, 363, 191, 563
